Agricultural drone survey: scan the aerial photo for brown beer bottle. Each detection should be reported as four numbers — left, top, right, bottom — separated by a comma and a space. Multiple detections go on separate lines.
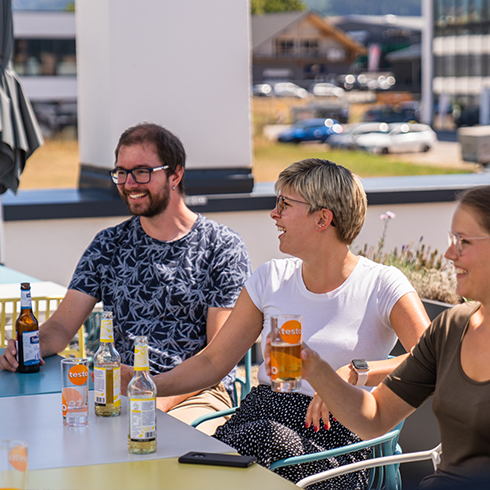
15, 283, 40, 373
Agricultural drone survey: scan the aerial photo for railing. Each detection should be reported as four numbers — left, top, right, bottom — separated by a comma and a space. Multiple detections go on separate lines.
0, 296, 85, 358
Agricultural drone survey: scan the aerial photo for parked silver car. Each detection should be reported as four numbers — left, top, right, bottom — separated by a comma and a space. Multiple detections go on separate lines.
327, 122, 390, 150
354, 123, 438, 154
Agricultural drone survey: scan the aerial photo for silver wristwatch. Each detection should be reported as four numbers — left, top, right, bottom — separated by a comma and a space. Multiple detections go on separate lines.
351, 359, 370, 387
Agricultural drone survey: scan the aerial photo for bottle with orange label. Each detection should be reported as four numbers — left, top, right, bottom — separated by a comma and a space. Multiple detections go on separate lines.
94, 310, 121, 417
127, 336, 157, 454
270, 314, 302, 393
15, 282, 40, 373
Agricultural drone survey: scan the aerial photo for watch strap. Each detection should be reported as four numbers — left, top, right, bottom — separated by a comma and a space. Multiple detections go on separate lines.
355, 370, 368, 386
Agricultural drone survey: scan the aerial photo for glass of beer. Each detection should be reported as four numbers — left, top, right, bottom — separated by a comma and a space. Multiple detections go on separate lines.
270, 314, 302, 392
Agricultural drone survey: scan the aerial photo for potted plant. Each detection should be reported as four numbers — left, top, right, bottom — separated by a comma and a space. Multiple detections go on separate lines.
358, 211, 461, 322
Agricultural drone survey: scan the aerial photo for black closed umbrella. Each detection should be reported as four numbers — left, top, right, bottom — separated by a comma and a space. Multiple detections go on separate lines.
0, 0, 43, 195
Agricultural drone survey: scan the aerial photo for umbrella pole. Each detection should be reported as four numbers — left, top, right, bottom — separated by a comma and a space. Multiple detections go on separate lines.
0, 196, 4, 264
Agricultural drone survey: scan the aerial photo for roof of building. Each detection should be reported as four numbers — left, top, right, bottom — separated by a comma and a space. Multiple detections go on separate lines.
251, 11, 305, 49
251, 10, 366, 55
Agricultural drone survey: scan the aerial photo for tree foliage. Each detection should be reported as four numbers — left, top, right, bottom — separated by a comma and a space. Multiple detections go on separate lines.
251, 0, 307, 15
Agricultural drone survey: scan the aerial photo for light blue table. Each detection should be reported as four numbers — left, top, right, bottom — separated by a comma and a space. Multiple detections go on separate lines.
0, 265, 40, 285
0, 348, 93, 397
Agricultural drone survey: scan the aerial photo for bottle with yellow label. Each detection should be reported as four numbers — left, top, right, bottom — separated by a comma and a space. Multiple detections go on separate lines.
127, 336, 157, 454
94, 310, 121, 417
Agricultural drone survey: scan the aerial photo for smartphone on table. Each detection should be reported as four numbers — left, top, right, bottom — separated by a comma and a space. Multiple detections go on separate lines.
178, 451, 257, 468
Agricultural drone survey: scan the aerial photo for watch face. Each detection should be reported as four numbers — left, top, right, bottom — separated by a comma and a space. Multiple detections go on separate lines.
352, 359, 369, 371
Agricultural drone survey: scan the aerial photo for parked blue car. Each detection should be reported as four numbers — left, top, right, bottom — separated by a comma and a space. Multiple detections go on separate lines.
277, 118, 342, 143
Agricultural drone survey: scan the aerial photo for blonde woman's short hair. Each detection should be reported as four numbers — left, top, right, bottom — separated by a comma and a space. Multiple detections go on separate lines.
275, 158, 367, 244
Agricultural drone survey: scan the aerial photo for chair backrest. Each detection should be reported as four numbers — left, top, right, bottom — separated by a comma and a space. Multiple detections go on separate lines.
270, 420, 405, 490
83, 310, 102, 364
296, 443, 442, 489
233, 348, 252, 404
0, 296, 86, 358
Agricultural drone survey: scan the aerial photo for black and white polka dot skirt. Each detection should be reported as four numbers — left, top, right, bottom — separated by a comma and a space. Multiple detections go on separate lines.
213, 385, 371, 490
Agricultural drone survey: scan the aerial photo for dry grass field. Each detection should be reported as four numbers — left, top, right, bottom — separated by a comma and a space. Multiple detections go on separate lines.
20, 139, 80, 190
18, 96, 475, 190
19, 134, 473, 191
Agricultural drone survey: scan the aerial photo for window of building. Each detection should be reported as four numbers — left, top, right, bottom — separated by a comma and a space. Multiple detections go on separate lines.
455, 0, 470, 24
299, 39, 319, 56
444, 54, 457, 77
455, 54, 469, 76
469, 54, 483, 76
434, 55, 444, 77
275, 39, 295, 56
469, 0, 483, 22
13, 39, 76, 76
485, 53, 490, 76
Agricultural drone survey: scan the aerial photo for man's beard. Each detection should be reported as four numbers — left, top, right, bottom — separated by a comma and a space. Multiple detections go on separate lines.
121, 184, 170, 218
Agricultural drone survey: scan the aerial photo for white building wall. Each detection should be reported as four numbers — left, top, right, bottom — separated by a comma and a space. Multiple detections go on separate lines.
20, 77, 77, 101
3, 202, 457, 287
12, 11, 76, 38
76, 0, 252, 173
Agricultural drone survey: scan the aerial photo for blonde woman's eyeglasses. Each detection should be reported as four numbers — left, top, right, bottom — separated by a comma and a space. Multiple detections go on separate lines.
275, 195, 309, 215
275, 195, 336, 226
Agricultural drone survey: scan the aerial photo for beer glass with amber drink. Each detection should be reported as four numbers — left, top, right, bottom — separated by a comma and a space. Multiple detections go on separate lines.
270, 314, 302, 392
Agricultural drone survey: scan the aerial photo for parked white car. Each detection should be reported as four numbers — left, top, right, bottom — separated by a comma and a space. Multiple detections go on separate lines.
327, 122, 390, 149
272, 82, 309, 98
354, 123, 438, 154
310, 82, 345, 98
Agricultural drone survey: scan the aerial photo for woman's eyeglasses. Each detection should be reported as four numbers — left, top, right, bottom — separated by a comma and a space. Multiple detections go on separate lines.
447, 231, 490, 256
275, 195, 309, 215
275, 195, 336, 226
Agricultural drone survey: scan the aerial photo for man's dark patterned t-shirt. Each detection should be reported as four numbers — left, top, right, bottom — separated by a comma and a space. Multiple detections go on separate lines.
68, 214, 252, 394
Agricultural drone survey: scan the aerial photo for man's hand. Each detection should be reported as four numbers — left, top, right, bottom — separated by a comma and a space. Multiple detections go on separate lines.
120, 363, 134, 396
0, 339, 18, 372
0, 338, 45, 372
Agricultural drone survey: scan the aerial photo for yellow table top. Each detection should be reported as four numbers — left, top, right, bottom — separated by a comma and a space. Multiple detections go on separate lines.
28, 457, 299, 490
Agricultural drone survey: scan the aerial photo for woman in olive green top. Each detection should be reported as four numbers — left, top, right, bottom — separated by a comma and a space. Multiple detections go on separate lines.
300, 185, 490, 488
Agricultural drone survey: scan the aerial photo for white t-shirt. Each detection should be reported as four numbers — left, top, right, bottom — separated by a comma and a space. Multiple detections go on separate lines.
245, 256, 415, 397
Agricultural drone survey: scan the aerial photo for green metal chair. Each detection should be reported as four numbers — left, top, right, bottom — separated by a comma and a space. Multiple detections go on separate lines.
270, 420, 405, 490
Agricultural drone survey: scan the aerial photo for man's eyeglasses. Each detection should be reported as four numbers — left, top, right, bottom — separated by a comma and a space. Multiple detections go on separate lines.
275, 195, 336, 226
447, 231, 490, 256
109, 165, 169, 185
